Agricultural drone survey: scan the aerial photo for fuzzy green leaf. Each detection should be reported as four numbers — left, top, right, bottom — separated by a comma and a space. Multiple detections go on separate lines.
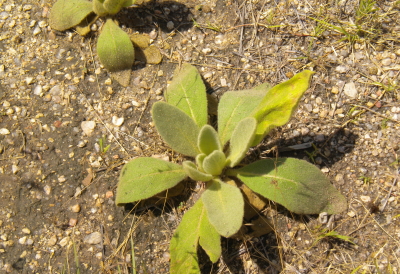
103, 0, 127, 14
251, 70, 315, 145
202, 179, 244, 237
165, 64, 208, 127
233, 158, 347, 214
97, 19, 135, 72
218, 83, 271, 146
170, 198, 221, 273
183, 161, 213, 182
93, 0, 108, 16
202, 151, 226, 176
196, 153, 206, 172
198, 125, 222, 155
49, 0, 93, 31
227, 117, 257, 167
152, 102, 201, 157
116, 157, 187, 205
122, 0, 136, 7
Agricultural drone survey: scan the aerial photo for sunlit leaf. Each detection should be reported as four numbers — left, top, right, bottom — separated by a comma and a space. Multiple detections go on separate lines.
202, 179, 244, 237
227, 117, 256, 167
251, 70, 315, 145
232, 158, 347, 214
182, 161, 213, 182
198, 125, 222, 155
97, 19, 135, 72
170, 199, 221, 273
202, 151, 226, 176
116, 157, 187, 205
103, 0, 128, 14
218, 83, 271, 146
49, 0, 93, 31
165, 64, 208, 127
152, 102, 201, 157
93, 0, 108, 16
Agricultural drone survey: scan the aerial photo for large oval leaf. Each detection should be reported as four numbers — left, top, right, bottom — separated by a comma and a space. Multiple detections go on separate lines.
218, 83, 271, 146
232, 158, 347, 214
227, 117, 257, 167
152, 102, 201, 157
202, 179, 244, 237
49, 0, 93, 31
198, 125, 222, 155
251, 70, 315, 145
165, 64, 208, 127
116, 157, 187, 205
97, 19, 135, 72
170, 198, 221, 273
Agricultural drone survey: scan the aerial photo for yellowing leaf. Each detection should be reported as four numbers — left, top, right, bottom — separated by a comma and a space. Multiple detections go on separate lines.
97, 19, 135, 72
49, 0, 93, 31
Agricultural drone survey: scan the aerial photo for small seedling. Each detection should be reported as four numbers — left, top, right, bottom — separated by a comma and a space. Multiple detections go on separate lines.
116, 64, 347, 273
49, 0, 161, 86
98, 136, 111, 154
314, 228, 355, 245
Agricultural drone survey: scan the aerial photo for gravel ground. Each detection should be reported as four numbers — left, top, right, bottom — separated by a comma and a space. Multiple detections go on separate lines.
0, 0, 399, 273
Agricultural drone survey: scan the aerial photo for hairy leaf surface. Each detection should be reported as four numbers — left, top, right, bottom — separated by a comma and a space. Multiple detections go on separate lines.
218, 83, 271, 146
182, 161, 213, 182
170, 199, 221, 273
152, 102, 201, 157
233, 158, 347, 214
202, 151, 226, 176
49, 0, 93, 31
103, 0, 127, 14
227, 117, 257, 167
251, 70, 314, 145
116, 157, 186, 205
165, 64, 208, 127
97, 19, 135, 72
198, 125, 222, 155
202, 179, 244, 237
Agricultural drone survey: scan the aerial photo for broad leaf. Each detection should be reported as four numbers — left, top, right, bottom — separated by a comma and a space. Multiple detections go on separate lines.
182, 161, 213, 182
202, 151, 226, 176
251, 70, 315, 145
218, 83, 271, 146
103, 0, 128, 14
97, 19, 135, 72
202, 179, 244, 237
227, 117, 257, 167
152, 102, 201, 157
198, 125, 222, 155
49, 0, 93, 31
170, 199, 221, 273
232, 158, 347, 214
93, 0, 108, 16
116, 157, 187, 205
165, 64, 208, 127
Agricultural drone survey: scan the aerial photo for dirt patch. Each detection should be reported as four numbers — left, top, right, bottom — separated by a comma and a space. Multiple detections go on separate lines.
0, 0, 399, 273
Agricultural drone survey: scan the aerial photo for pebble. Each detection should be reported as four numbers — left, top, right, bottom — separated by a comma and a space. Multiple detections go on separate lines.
71, 204, 81, 213
166, 21, 174, 30
33, 85, 43, 96
335, 65, 348, 73
203, 72, 213, 79
300, 127, 310, 135
43, 185, 51, 195
315, 134, 324, 142
360, 195, 371, 203
47, 235, 57, 246
343, 82, 358, 99
59, 237, 69, 247
112, 116, 124, 126
22, 228, 31, 234
33, 27, 41, 35
81, 121, 96, 136
19, 236, 27, 245
381, 58, 391, 66
84, 232, 102, 245
0, 128, 10, 135
347, 211, 356, 217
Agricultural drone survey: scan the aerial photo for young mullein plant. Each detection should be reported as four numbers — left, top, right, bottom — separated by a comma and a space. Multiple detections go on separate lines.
49, 0, 148, 85
116, 64, 347, 273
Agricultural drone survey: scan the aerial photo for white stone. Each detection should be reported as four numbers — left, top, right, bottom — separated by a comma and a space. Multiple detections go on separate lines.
84, 232, 102, 245
112, 116, 124, 127
343, 82, 358, 99
0, 128, 10, 135
81, 121, 96, 136
360, 195, 371, 203
59, 237, 69, 247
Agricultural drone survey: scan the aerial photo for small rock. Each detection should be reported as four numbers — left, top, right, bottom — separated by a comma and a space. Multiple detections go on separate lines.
347, 211, 356, 217
112, 116, 124, 126
166, 21, 174, 30
44, 185, 51, 195
33, 85, 43, 96
331, 86, 339, 94
315, 134, 325, 142
22, 228, 31, 234
84, 232, 102, 245
71, 204, 81, 213
335, 65, 348, 73
202, 48, 212, 54
360, 195, 371, 203
81, 121, 96, 136
343, 82, 358, 99
0, 128, 10, 135
59, 237, 69, 247
381, 58, 391, 66
47, 235, 57, 246
203, 72, 213, 79
12, 164, 19, 174
33, 26, 41, 35
69, 218, 78, 227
